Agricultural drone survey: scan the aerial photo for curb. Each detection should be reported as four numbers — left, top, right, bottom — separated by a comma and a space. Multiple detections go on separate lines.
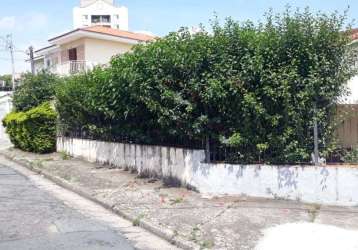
0, 152, 199, 250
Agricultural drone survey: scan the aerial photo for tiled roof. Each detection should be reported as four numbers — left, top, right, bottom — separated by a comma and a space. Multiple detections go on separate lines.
49, 25, 156, 43
82, 26, 156, 42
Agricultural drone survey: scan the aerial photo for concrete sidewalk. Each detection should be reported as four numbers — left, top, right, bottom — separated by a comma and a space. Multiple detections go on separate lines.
2, 148, 358, 250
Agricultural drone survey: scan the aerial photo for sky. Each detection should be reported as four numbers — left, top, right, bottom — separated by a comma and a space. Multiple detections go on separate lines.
0, 0, 357, 75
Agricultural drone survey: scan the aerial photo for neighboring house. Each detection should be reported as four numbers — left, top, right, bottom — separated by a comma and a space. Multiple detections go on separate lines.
34, 26, 154, 75
33, 0, 155, 76
73, 0, 128, 31
345, 29, 358, 103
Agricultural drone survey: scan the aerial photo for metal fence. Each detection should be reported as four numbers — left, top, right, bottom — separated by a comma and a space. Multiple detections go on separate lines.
58, 104, 358, 165
334, 104, 358, 148
0, 86, 12, 92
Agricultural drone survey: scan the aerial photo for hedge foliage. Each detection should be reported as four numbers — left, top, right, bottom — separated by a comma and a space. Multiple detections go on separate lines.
55, 9, 357, 163
13, 71, 59, 112
2, 102, 57, 153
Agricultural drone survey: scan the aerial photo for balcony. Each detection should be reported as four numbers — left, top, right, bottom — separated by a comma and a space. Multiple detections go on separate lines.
50, 61, 96, 76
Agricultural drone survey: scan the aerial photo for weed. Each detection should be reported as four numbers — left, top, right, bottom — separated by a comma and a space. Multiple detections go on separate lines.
170, 197, 184, 205
59, 151, 71, 160
133, 214, 145, 227
308, 204, 321, 222
190, 225, 200, 242
200, 240, 214, 249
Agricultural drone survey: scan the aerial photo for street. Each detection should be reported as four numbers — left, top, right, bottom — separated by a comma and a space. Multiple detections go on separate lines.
0, 158, 179, 250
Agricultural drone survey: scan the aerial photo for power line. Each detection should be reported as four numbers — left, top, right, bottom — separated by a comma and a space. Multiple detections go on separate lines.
0, 57, 25, 62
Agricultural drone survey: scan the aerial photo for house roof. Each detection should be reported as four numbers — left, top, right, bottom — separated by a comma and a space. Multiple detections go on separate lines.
34, 44, 57, 53
350, 28, 358, 41
48, 26, 156, 44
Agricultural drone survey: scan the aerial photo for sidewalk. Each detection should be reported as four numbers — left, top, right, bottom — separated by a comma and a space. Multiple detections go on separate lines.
1, 148, 358, 250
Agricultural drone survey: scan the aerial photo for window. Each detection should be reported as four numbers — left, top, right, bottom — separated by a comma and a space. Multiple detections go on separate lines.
91, 15, 111, 24
68, 48, 77, 61
83, 15, 88, 20
116, 25, 120, 29
115, 14, 119, 19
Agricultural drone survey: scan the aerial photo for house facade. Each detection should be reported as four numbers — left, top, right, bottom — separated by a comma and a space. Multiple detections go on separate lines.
73, 0, 128, 30
33, 0, 154, 75
34, 26, 154, 75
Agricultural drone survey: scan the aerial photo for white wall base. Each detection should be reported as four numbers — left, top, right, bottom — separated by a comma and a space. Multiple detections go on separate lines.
57, 137, 358, 206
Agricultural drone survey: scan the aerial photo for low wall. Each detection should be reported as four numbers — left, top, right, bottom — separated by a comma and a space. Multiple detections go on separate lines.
0, 92, 12, 142
57, 137, 206, 186
57, 137, 358, 206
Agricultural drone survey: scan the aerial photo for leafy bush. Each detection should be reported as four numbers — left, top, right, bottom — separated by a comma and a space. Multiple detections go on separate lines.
2, 102, 57, 153
0, 74, 12, 87
55, 8, 357, 163
340, 148, 358, 163
13, 71, 60, 112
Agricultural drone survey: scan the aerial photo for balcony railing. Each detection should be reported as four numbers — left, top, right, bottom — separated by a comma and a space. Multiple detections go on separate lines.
50, 61, 96, 76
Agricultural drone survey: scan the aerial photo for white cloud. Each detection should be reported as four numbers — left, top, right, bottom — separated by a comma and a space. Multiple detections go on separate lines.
0, 16, 16, 30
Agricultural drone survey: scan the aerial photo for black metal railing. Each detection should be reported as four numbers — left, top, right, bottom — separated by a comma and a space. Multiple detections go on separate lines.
0, 86, 12, 91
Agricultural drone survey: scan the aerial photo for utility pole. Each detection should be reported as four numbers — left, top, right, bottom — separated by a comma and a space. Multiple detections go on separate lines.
313, 103, 319, 166
29, 46, 35, 74
5, 34, 16, 90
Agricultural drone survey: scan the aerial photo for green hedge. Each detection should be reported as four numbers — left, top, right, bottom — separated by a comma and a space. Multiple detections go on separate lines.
55, 9, 357, 163
2, 102, 57, 153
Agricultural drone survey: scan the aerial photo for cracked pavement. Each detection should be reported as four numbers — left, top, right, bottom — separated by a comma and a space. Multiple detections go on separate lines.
0, 158, 180, 250
0, 164, 135, 250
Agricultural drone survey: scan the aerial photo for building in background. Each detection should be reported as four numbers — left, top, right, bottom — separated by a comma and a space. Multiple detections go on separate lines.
343, 29, 358, 103
33, 0, 154, 75
73, 0, 128, 30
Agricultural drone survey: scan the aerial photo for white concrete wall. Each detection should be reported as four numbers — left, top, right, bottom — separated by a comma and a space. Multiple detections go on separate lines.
57, 137, 358, 206
57, 137, 205, 186
73, 0, 128, 30
0, 92, 12, 143
190, 163, 358, 206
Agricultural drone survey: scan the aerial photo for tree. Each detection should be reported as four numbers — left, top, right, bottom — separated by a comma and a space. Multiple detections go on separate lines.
12, 71, 60, 112
0, 74, 12, 87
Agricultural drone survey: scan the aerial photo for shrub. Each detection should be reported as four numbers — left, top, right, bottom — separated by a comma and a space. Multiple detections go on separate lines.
2, 102, 57, 153
55, 8, 357, 163
13, 71, 60, 112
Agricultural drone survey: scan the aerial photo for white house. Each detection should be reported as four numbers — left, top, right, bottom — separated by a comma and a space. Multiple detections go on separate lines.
73, 0, 128, 30
33, 26, 155, 75
33, 0, 155, 75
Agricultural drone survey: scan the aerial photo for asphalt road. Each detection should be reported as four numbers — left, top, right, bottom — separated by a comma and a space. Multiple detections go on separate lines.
0, 163, 135, 250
